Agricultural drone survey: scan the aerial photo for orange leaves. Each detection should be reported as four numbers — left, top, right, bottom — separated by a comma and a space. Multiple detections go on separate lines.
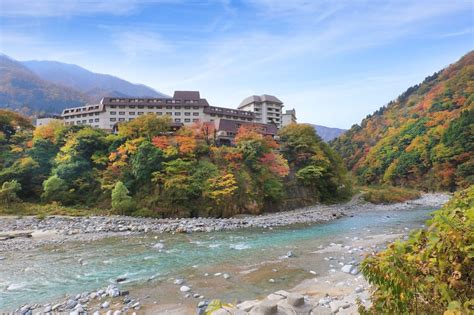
260, 152, 290, 177
416, 83, 444, 112
176, 135, 196, 156
152, 136, 169, 149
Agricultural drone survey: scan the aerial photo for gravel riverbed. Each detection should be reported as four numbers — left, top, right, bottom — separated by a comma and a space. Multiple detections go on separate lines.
0, 193, 449, 253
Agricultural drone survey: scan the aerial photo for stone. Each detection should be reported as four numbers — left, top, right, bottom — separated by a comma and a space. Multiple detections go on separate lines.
43, 305, 52, 313
354, 286, 364, 293
198, 301, 208, 308
237, 300, 259, 312
106, 284, 120, 297
341, 265, 353, 273
329, 301, 350, 313
180, 285, 191, 292
287, 293, 304, 307
101, 301, 110, 309
116, 277, 127, 283
66, 299, 77, 309
268, 278, 275, 283
286, 251, 295, 258
223, 273, 230, 279
174, 279, 185, 285
310, 306, 332, 315
249, 300, 278, 315
113, 311, 122, 315
318, 297, 332, 305
52, 304, 62, 311
93, 311, 100, 315
350, 267, 359, 275
267, 293, 285, 301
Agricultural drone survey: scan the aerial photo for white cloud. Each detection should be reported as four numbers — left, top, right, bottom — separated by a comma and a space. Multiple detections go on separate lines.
0, 0, 180, 17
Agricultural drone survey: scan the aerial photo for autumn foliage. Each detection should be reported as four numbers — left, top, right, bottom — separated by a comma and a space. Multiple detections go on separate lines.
331, 51, 474, 191
0, 113, 350, 217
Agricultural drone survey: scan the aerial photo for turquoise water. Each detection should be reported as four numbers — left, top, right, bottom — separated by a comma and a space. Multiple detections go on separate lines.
0, 207, 434, 310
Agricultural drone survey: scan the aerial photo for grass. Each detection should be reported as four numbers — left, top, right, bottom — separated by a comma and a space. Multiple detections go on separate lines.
359, 185, 421, 204
0, 201, 109, 217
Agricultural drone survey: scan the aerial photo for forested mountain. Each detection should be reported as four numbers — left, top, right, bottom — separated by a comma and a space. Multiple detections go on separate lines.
331, 51, 473, 191
22, 60, 168, 100
0, 55, 90, 113
312, 124, 346, 142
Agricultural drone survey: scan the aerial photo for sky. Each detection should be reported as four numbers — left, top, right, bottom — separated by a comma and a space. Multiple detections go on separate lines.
0, 0, 472, 128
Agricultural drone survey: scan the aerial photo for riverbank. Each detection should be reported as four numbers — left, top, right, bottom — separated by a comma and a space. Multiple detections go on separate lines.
0, 193, 449, 253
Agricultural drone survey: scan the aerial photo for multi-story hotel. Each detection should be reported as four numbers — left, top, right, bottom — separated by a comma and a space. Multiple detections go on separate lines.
59, 90, 296, 140
238, 94, 285, 128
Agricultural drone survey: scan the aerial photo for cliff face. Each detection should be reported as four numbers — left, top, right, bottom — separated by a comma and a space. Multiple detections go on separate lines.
331, 51, 474, 191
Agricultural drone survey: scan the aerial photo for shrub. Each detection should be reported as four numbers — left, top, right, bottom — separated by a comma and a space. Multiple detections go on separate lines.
0, 180, 21, 205
360, 186, 474, 314
360, 186, 421, 204
111, 181, 134, 215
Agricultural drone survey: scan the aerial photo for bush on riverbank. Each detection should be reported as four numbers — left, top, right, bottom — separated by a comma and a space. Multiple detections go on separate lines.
359, 185, 421, 204
0, 111, 351, 217
0, 201, 108, 217
360, 185, 474, 314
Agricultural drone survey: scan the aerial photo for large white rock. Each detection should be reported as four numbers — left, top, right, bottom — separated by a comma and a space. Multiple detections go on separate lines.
180, 285, 191, 292
341, 265, 354, 273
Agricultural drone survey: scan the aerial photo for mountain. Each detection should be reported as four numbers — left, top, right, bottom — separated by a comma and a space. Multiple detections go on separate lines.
0, 54, 90, 113
312, 124, 346, 142
331, 51, 474, 191
22, 60, 168, 100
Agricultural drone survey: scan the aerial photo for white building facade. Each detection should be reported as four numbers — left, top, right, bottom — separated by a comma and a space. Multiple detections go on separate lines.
237, 94, 285, 128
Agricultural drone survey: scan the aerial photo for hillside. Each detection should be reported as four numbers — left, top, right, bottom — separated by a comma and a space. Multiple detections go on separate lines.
22, 60, 168, 100
312, 124, 346, 142
0, 55, 90, 113
331, 51, 474, 191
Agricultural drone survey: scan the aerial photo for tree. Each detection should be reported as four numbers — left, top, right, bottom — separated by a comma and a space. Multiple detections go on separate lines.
0, 180, 21, 205
111, 181, 134, 215
118, 115, 171, 141
42, 175, 69, 203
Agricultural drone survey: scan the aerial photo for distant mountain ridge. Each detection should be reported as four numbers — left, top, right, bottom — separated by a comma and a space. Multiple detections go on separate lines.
0, 54, 90, 113
0, 54, 168, 114
311, 124, 346, 141
22, 60, 168, 100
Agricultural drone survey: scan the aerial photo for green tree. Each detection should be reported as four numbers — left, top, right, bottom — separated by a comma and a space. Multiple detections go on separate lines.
42, 175, 69, 203
111, 181, 134, 215
0, 180, 22, 205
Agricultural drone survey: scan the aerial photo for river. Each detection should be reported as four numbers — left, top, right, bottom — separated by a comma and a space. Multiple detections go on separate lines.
0, 206, 435, 311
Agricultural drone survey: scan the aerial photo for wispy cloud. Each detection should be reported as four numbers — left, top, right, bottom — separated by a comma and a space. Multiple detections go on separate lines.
0, 0, 180, 17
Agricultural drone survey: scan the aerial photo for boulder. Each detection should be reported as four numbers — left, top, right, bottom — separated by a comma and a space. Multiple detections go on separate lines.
249, 300, 278, 315
341, 265, 353, 273
237, 300, 259, 312
180, 285, 191, 292
287, 293, 304, 307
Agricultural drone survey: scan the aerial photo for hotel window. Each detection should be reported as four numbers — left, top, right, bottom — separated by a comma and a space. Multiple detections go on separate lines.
175, 112, 181, 116
110, 118, 116, 122
156, 112, 163, 115
166, 112, 172, 116
94, 125, 99, 128
192, 119, 199, 122
193, 112, 199, 116
89, 113, 93, 116
129, 112, 135, 115
95, 118, 99, 122
166, 106, 172, 109
110, 111, 116, 115
147, 106, 154, 109
175, 118, 181, 122
119, 112, 125, 115
118, 118, 125, 122
138, 105, 144, 109
184, 112, 191, 116
129, 105, 135, 108
175, 106, 181, 109
184, 118, 190, 123
95, 113, 99, 116
138, 112, 144, 115
82, 120, 87, 123
110, 105, 117, 108
157, 106, 163, 109
89, 119, 93, 123
184, 106, 191, 109
193, 106, 199, 109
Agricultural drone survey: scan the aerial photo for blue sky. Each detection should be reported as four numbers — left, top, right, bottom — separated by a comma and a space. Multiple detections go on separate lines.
0, 0, 472, 128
